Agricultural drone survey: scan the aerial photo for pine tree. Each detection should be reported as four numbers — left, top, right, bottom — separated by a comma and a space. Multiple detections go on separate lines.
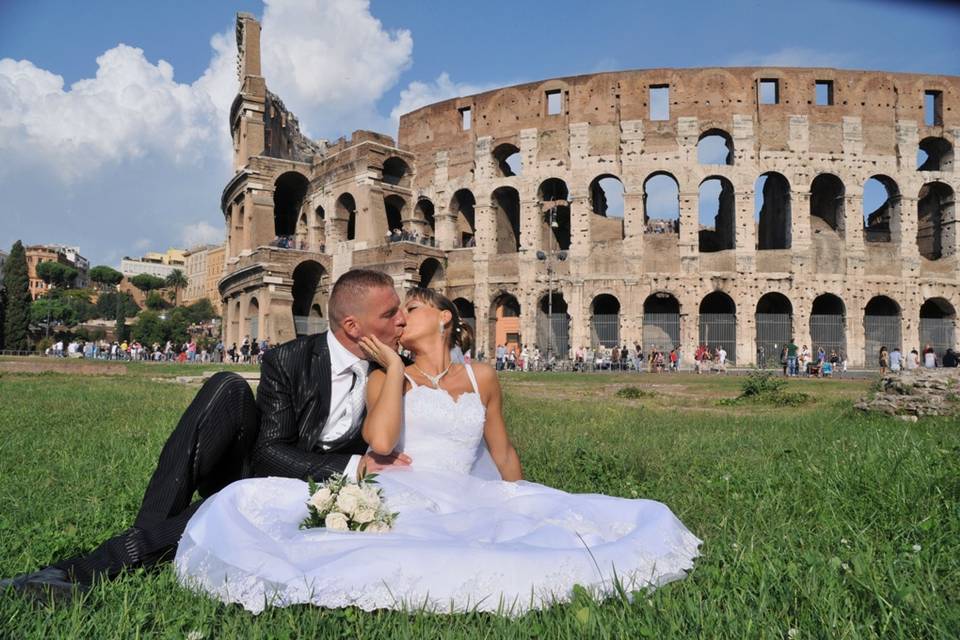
2, 241, 31, 351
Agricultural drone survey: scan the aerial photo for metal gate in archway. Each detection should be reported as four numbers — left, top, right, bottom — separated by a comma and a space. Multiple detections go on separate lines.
920, 318, 955, 360
699, 314, 737, 364
537, 313, 570, 358
591, 314, 620, 348
864, 315, 901, 366
755, 313, 792, 367
810, 315, 846, 358
642, 313, 680, 351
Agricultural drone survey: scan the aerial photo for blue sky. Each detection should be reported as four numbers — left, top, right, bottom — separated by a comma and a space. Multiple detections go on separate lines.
1, 0, 958, 266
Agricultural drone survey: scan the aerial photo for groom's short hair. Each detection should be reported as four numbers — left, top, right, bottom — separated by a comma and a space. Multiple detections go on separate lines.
328, 269, 395, 327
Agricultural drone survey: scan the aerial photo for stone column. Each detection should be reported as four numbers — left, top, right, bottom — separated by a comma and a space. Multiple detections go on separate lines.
520, 196, 541, 253
734, 188, 755, 272
679, 190, 699, 274
846, 303, 865, 369
474, 204, 495, 257
568, 280, 587, 356
843, 192, 865, 278
622, 192, 645, 259
791, 191, 811, 273
899, 195, 921, 278
740, 309, 756, 367
435, 212, 457, 250
568, 195, 592, 258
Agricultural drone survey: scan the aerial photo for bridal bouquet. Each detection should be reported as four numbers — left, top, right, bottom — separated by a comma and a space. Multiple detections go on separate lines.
300, 472, 397, 533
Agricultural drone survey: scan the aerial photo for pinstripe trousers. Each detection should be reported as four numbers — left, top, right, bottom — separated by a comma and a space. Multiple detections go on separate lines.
53, 372, 260, 585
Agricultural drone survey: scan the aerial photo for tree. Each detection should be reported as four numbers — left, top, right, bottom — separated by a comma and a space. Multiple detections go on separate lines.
89, 265, 123, 289
165, 269, 188, 306
35, 261, 79, 289
95, 291, 140, 320
131, 310, 166, 346
0, 287, 5, 349
130, 273, 166, 293
185, 298, 218, 324
145, 290, 169, 311
2, 241, 31, 351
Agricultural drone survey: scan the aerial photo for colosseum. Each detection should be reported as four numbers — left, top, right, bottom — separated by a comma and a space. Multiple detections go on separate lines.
219, 13, 958, 368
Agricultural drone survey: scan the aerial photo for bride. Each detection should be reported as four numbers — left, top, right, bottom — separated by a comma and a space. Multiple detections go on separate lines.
174, 288, 701, 614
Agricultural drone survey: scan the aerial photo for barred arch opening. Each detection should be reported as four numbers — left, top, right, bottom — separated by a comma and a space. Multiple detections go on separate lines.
537, 292, 570, 358
755, 293, 793, 367
699, 291, 737, 364
810, 294, 846, 358
643, 292, 680, 352
920, 298, 956, 361
590, 294, 620, 348
863, 295, 901, 366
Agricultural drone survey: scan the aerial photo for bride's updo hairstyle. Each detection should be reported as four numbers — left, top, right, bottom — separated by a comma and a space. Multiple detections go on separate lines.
405, 287, 474, 354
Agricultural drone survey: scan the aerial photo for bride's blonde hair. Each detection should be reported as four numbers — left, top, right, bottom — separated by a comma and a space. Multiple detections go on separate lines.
405, 287, 474, 354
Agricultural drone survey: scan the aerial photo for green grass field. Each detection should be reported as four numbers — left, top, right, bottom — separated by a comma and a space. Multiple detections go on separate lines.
0, 364, 957, 638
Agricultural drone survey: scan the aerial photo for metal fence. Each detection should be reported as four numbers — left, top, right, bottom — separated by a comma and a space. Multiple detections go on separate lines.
755, 313, 792, 367
810, 314, 846, 358
536, 313, 570, 358
248, 317, 259, 342
699, 313, 737, 364
642, 313, 680, 351
863, 315, 901, 366
294, 315, 328, 337
591, 314, 620, 348
919, 317, 955, 359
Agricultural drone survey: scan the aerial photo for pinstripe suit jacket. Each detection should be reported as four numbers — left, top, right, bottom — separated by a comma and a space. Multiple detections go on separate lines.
250, 331, 368, 481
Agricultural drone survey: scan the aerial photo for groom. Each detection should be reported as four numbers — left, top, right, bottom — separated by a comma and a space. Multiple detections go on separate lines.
1, 268, 409, 599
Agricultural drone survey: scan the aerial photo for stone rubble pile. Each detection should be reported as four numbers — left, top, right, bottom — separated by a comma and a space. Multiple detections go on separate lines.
855, 368, 960, 421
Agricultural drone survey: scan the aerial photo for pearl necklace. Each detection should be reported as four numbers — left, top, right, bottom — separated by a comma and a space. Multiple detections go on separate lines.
413, 362, 452, 388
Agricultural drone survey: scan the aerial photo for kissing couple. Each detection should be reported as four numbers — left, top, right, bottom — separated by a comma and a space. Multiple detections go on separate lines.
2, 269, 700, 614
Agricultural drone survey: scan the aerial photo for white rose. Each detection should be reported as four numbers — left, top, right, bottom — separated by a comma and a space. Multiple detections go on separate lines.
309, 487, 333, 511
366, 521, 390, 533
325, 512, 349, 531
361, 486, 381, 507
336, 490, 360, 516
353, 507, 377, 524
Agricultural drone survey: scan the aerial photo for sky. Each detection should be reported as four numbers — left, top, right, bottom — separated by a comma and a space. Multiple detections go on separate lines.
1, 0, 958, 267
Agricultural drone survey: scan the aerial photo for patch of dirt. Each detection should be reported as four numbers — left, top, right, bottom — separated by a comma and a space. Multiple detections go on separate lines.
0, 360, 126, 376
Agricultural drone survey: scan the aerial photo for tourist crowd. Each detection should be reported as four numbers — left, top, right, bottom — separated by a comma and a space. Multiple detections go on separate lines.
44, 334, 273, 365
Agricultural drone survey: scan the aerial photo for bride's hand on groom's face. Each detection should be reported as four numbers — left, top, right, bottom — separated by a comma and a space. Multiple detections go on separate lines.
359, 451, 412, 479
358, 335, 404, 370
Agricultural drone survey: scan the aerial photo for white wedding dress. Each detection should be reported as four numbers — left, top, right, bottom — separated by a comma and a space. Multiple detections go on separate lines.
174, 365, 701, 615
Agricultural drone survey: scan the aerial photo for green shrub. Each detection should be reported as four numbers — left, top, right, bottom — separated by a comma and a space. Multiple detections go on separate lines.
615, 386, 653, 399
740, 370, 787, 397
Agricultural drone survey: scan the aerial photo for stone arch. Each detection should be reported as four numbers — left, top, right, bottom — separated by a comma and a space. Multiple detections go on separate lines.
920, 297, 957, 360
384, 194, 406, 236
755, 292, 793, 367
643, 292, 681, 351
273, 171, 309, 237
418, 257, 445, 289
697, 128, 734, 165
491, 186, 521, 253
335, 193, 357, 241
917, 181, 955, 261
453, 297, 476, 334
699, 291, 737, 363
863, 175, 899, 243
590, 174, 625, 242
450, 189, 476, 247
291, 260, 329, 336
698, 175, 735, 252
863, 295, 901, 365
382, 156, 410, 187
643, 171, 679, 234
537, 292, 570, 358
755, 171, 791, 250
488, 291, 521, 355
810, 173, 845, 236
590, 293, 621, 348
917, 136, 954, 172
810, 293, 846, 358
415, 197, 436, 239
492, 142, 522, 177
538, 178, 571, 250
247, 296, 260, 341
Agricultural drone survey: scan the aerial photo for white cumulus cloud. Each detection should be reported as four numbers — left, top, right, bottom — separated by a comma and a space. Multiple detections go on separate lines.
390, 72, 494, 124
181, 221, 225, 248
724, 47, 858, 69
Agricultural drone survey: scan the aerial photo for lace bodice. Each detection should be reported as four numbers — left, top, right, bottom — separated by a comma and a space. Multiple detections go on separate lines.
395, 364, 486, 474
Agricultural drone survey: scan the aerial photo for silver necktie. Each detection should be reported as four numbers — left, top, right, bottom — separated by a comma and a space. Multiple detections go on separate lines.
348, 361, 368, 431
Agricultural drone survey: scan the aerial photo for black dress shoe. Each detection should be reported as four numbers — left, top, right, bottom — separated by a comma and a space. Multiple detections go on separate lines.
0, 567, 88, 604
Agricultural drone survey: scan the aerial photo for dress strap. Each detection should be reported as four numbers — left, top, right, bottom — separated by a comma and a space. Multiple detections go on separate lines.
464, 363, 480, 395
403, 371, 419, 388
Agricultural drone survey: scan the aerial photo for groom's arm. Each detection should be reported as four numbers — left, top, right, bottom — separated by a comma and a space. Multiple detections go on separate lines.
251, 348, 352, 481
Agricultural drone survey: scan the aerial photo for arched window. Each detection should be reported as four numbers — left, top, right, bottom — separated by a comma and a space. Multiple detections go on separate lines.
591, 294, 621, 348
863, 176, 899, 243
863, 295, 901, 366
273, 172, 309, 237
810, 294, 846, 358
336, 193, 357, 241
382, 157, 410, 186
810, 173, 845, 235
538, 178, 570, 250
418, 257, 444, 289
488, 292, 521, 354
415, 198, 436, 239
642, 292, 680, 351
697, 129, 734, 165
755, 172, 791, 250
537, 292, 570, 357
384, 195, 406, 236
917, 137, 954, 172
492, 143, 522, 177
291, 260, 329, 336
917, 182, 954, 260
643, 172, 679, 235
491, 187, 521, 253
699, 176, 735, 252
920, 298, 956, 360
699, 292, 737, 363
450, 189, 476, 247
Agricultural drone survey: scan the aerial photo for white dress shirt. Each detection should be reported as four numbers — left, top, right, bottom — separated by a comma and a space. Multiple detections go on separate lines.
321, 331, 368, 478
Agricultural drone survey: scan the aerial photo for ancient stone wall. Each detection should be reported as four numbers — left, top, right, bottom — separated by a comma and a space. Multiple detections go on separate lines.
218, 15, 959, 367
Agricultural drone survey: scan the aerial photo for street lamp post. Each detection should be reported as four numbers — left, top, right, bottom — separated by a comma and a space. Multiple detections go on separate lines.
537, 208, 567, 365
